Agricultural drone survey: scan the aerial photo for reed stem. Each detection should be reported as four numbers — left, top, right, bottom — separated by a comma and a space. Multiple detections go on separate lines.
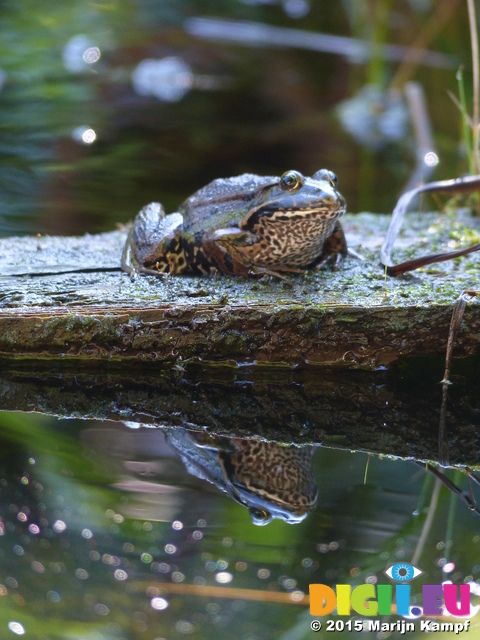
467, 0, 480, 172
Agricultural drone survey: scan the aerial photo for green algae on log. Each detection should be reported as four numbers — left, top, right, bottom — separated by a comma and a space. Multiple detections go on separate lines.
0, 211, 479, 368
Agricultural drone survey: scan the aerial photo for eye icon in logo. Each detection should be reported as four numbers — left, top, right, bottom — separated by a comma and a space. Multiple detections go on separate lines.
384, 563, 423, 582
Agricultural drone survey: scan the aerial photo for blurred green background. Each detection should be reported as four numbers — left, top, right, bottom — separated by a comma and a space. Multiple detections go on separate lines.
1, 1, 480, 638
0, 0, 475, 236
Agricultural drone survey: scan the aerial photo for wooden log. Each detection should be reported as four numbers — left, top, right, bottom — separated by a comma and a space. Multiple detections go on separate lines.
1, 211, 479, 368
1, 210, 480, 464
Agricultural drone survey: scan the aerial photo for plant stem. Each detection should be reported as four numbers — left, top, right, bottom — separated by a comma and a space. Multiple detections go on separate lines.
457, 67, 474, 174
367, 0, 393, 88
467, 0, 480, 172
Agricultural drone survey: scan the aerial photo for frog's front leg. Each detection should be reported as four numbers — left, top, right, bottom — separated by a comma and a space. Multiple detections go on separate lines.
202, 228, 257, 277
313, 220, 348, 271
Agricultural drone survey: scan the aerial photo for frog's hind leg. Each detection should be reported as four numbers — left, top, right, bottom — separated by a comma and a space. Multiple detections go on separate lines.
121, 239, 171, 284
313, 220, 348, 271
122, 205, 188, 277
121, 240, 136, 276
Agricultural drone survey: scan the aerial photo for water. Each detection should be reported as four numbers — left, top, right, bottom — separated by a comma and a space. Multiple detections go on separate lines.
1, 410, 479, 639
1, 360, 480, 638
1, 2, 480, 638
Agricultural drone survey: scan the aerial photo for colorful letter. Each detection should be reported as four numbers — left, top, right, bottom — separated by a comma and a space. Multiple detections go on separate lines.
444, 584, 471, 617
422, 584, 444, 615
351, 584, 378, 616
309, 585, 336, 616
336, 584, 351, 615
377, 584, 392, 615
395, 584, 411, 616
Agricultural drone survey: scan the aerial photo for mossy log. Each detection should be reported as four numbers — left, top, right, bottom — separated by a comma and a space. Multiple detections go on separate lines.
1, 211, 479, 368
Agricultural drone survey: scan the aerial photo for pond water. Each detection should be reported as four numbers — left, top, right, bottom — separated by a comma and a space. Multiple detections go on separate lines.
1, 407, 480, 640
1, 1, 480, 639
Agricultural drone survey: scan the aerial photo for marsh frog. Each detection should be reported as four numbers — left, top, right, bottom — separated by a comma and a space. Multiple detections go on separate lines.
164, 428, 318, 525
122, 169, 347, 277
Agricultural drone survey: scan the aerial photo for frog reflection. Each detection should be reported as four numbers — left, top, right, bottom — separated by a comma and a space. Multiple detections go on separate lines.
164, 428, 318, 525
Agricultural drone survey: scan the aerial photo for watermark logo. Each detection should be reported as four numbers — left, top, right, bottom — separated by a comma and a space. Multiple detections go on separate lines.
309, 562, 473, 618
384, 562, 423, 583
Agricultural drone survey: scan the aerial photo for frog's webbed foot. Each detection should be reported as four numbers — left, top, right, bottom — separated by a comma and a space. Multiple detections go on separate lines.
249, 265, 307, 280
121, 238, 171, 280
121, 245, 172, 288
144, 265, 172, 289
248, 266, 289, 280
314, 253, 343, 271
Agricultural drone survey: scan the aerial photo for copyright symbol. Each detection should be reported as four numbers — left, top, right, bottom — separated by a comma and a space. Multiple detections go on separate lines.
310, 620, 322, 632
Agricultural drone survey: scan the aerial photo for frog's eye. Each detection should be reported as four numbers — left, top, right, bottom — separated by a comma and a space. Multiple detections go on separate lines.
280, 170, 304, 192
249, 507, 273, 526
313, 169, 338, 187
384, 563, 423, 582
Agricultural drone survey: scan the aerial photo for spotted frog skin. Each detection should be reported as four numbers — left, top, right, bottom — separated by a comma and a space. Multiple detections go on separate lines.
164, 428, 318, 525
121, 169, 347, 277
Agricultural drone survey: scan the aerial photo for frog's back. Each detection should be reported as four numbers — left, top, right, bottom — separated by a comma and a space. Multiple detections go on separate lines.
180, 173, 276, 235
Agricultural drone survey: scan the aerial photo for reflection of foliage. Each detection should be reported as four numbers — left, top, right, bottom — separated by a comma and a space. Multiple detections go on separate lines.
0, 413, 479, 637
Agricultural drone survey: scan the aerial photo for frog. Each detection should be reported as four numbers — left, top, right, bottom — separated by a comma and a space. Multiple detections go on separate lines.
121, 169, 347, 277
163, 428, 318, 525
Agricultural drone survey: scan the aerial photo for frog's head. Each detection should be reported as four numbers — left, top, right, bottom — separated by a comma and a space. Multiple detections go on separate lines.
218, 440, 318, 525
164, 429, 317, 525
240, 169, 346, 230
